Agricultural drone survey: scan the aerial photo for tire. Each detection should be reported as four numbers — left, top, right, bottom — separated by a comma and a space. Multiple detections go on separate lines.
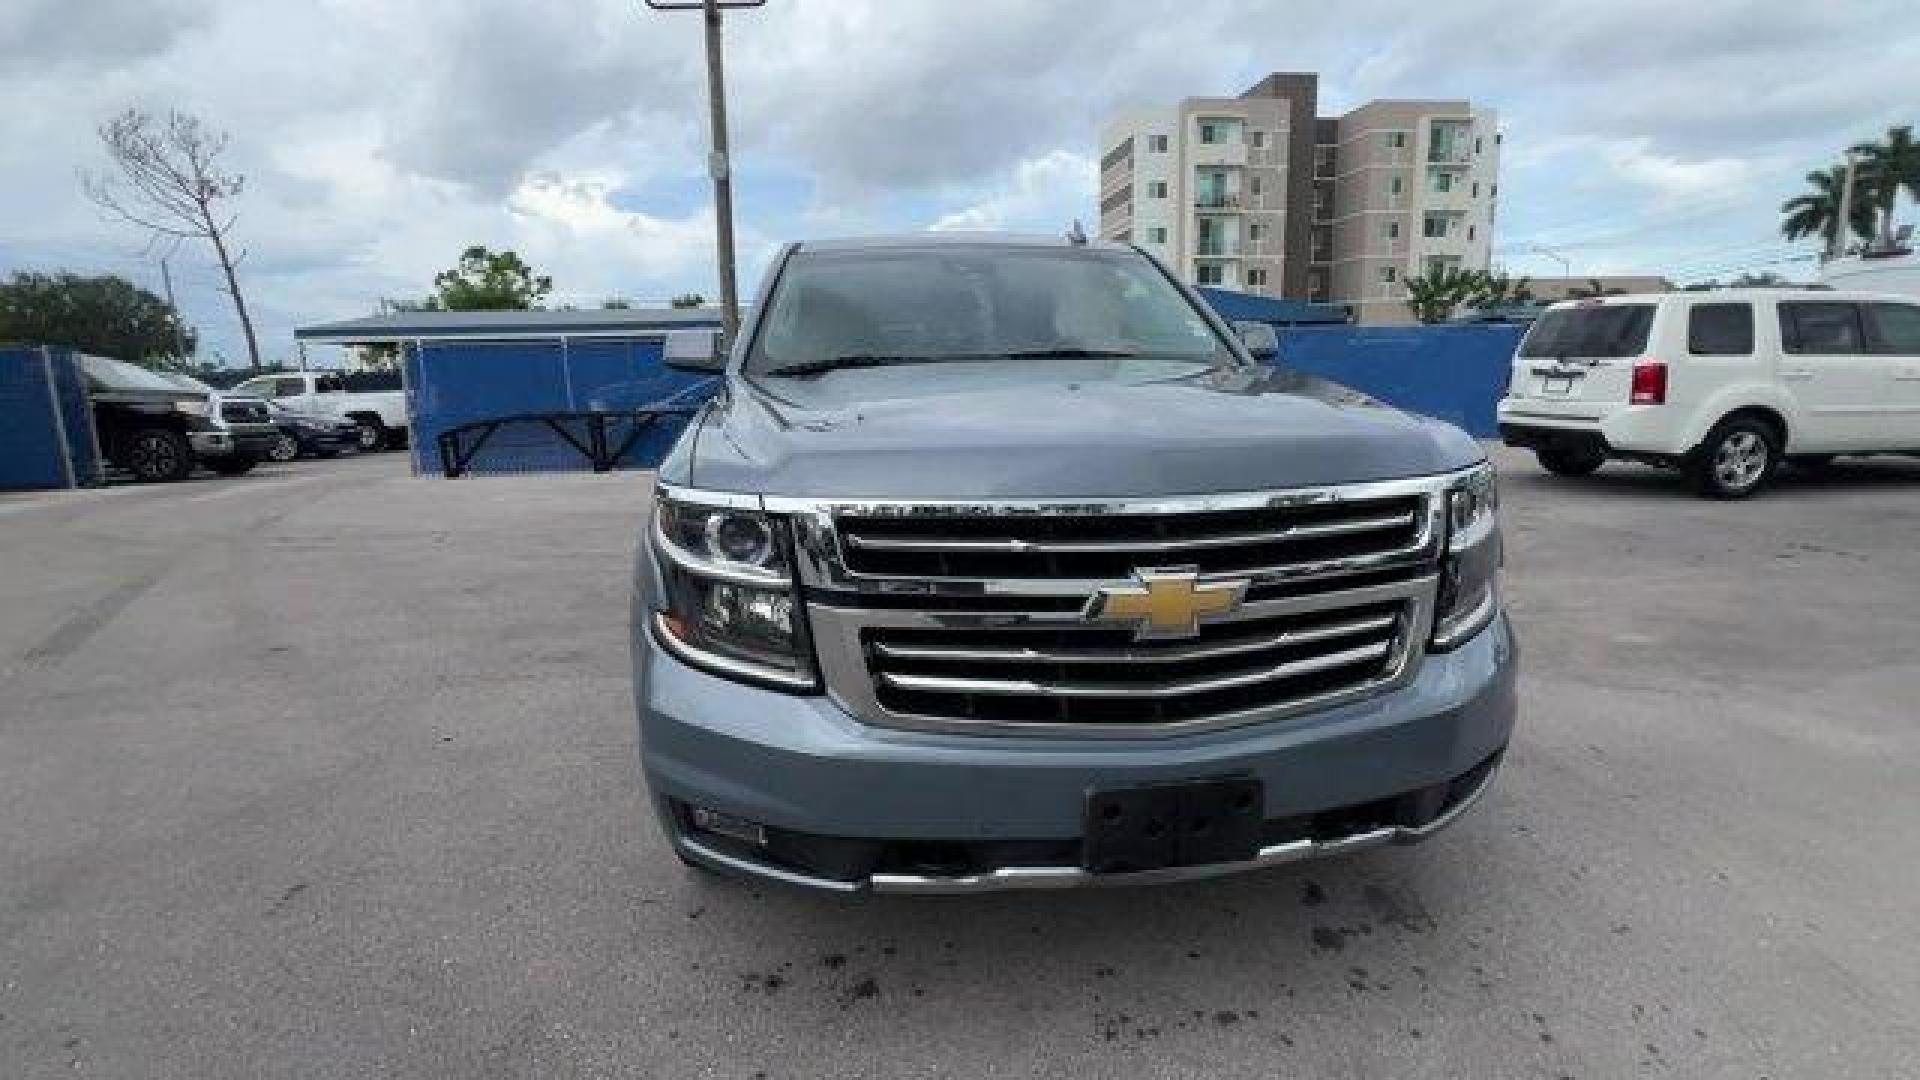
1535, 445, 1606, 477
267, 432, 300, 462
1686, 416, 1780, 499
208, 454, 257, 476
125, 428, 195, 483
355, 418, 387, 452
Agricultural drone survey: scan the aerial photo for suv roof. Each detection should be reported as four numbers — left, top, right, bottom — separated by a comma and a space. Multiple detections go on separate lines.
1545, 289, 1914, 310
798, 231, 1129, 254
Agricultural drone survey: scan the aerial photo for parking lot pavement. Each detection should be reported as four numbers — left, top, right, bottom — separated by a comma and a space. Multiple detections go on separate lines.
2, 447, 1918, 1079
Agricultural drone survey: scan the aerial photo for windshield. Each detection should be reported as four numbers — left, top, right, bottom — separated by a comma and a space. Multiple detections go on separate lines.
78, 355, 200, 396
1519, 304, 1655, 358
746, 246, 1232, 378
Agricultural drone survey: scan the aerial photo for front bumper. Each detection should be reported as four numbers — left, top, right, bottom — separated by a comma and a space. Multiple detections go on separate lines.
638, 612, 1517, 893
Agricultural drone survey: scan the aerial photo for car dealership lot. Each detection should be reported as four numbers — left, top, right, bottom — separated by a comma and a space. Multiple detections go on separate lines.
2, 449, 1917, 1079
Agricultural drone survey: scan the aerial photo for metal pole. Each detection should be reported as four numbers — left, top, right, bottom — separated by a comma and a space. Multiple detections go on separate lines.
702, 0, 741, 339
158, 257, 190, 361
1831, 154, 1858, 261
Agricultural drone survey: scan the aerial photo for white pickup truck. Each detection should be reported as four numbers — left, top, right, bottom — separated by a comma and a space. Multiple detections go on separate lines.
227, 370, 408, 451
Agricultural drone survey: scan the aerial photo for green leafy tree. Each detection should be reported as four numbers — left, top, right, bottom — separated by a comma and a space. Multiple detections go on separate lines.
0, 271, 197, 365
422, 246, 552, 310
1466, 271, 1533, 308
1567, 277, 1629, 300
1848, 125, 1920, 246
1730, 271, 1789, 287
1780, 164, 1877, 249
1403, 265, 1484, 323
601, 296, 632, 310
670, 292, 706, 309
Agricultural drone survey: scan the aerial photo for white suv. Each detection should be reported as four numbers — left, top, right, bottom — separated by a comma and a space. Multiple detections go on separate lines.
1497, 290, 1920, 498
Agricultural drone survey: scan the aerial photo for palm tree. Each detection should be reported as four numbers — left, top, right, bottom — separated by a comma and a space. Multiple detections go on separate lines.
1779, 165, 1876, 250
1849, 125, 1920, 246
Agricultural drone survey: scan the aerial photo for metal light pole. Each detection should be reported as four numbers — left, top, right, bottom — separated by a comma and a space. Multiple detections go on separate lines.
1830, 152, 1859, 262
645, 0, 764, 340
1532, 243, 1572, 282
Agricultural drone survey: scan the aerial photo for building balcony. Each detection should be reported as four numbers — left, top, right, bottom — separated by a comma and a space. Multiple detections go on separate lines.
1191, 141, 1248, 168
1196, 238, 1242, 258
1193, 193, 1242, 210
1426, 148, 1473, 168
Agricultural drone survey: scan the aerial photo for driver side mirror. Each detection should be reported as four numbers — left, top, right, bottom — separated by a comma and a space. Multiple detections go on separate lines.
664, 328, 728, 372
1232, 320, 1279, 359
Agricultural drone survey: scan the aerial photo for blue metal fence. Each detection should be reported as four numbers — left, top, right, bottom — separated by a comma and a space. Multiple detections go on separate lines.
404, 336, 717, 475
0, 346, 97, 490
1273, 324, 1522, 438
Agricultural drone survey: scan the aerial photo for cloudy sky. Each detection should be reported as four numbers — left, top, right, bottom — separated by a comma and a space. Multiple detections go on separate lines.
2, 0, 1916, 365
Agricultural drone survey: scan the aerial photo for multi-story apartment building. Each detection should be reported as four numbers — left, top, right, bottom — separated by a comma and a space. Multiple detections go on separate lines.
1098, 72, 1501, 324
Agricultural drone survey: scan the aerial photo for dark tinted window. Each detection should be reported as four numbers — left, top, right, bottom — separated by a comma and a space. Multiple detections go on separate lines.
1780, 302, 1865, 354
272, 377, 306, 396
1518, 304, 1655, 358
1687, 303, 1753, 355
1866, 303, 1920, 354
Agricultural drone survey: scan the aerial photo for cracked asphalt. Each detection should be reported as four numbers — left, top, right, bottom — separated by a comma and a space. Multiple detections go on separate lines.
2, 447, 1917, 1078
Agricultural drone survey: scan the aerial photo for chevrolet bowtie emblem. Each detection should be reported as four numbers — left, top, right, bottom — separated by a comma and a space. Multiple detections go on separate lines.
1083, 568, 1248, 641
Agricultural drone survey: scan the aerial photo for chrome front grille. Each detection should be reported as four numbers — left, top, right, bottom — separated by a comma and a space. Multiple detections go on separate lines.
835, 495, 1423, 581
772, 475, 1454, 738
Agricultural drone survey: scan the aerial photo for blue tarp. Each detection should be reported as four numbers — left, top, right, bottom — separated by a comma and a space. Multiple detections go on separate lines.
405, 336, 718, 475
0, 346, 96, 490
1197, 287, 1347, 326
1274, 323, 1524, 438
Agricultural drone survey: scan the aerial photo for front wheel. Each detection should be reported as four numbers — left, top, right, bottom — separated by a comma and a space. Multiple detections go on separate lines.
1686, 417, 1779, 499
354, 418, 389, 452
267, 431, 300, 462
125, 428, 195, 482
1536, 445, 1606, 477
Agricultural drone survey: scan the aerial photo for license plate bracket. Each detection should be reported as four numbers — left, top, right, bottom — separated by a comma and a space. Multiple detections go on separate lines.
1083, 776, 1264, 875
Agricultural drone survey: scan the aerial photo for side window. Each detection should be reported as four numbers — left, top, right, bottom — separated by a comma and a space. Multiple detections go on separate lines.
1780, 302, 1865, 355
233, 378, 270, 398
1866, 303, 1920, 354
316, 374, 346, 393
273, 377, 308, 397
1687, 303, 1754, 356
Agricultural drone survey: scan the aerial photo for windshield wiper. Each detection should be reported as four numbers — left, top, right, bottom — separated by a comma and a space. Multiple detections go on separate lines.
760, 354, 960, 379
760, 347, 1147, 380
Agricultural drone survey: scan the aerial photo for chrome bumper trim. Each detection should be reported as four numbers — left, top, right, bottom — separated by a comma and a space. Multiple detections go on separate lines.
670, 761, 1500, 895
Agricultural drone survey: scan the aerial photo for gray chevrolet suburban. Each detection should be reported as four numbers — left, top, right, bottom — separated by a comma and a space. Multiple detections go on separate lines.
632, 233, 1516, 893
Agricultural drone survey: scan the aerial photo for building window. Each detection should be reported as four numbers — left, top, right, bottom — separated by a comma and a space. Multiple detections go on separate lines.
1475, 137, 1483, 155
1248, 268, 1268, 287
1430, 171, 1455, 193
1379, 266, 1397, 283
1385, 132, 1407, 149
1249, 175, 1263, 196
1250, 130, 1265, 148
1468, 224, 1476, 242
1490, 182, 1498, 199
1148, 180, 1168, 199
1389, 176, 1405, 195
1197, 264, 1225, 285
1495, 131, 1503, 145
1148, 134, 1169, 153
1247, 221, 1263, 241
1199, 122, 1225, 144
1423, 214, 1448, 238
1384, 221, 1401, 239
1147, 226, 1168, 244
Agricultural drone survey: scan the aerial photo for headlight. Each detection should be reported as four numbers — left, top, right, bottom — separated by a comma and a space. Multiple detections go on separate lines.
1431, 463, 1501, 651
650, 490, 816, 690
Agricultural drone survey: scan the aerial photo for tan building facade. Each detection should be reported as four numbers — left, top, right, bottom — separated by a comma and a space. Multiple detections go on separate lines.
1099, 73, 1501, 324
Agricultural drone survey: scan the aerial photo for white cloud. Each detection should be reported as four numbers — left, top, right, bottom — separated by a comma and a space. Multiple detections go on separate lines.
931, 151, 1095, 233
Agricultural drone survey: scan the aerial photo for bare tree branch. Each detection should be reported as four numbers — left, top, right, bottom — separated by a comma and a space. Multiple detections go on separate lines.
81, 108, 262, 369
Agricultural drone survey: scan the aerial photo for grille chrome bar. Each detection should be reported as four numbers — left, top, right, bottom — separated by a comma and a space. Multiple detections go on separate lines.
878, 639, 1392, 699
870, 612, 1397, 665
840, 511, 1415, 554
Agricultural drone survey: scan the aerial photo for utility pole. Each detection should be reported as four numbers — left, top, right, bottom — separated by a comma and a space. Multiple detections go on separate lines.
644, 0, 765, 341
1532, 244, 1572, 282
1830, 153, 1859, 261
157, 255, 190, 362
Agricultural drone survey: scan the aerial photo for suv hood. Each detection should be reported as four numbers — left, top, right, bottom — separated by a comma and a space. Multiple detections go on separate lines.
676, 364, 1482, 499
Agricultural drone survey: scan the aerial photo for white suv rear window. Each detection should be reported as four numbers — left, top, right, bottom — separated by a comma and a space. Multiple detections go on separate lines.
1519, 305, 1654, 358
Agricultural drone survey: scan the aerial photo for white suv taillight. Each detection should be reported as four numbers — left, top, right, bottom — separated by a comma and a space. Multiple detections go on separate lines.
1630, 361, 1667, 405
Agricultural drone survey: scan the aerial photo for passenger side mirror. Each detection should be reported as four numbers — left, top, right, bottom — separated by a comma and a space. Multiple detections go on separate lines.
664, 328, 728, 372
1233, 320, 1279, 359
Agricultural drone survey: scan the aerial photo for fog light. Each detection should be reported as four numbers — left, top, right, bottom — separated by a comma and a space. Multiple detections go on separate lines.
690, 805, 767, 847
